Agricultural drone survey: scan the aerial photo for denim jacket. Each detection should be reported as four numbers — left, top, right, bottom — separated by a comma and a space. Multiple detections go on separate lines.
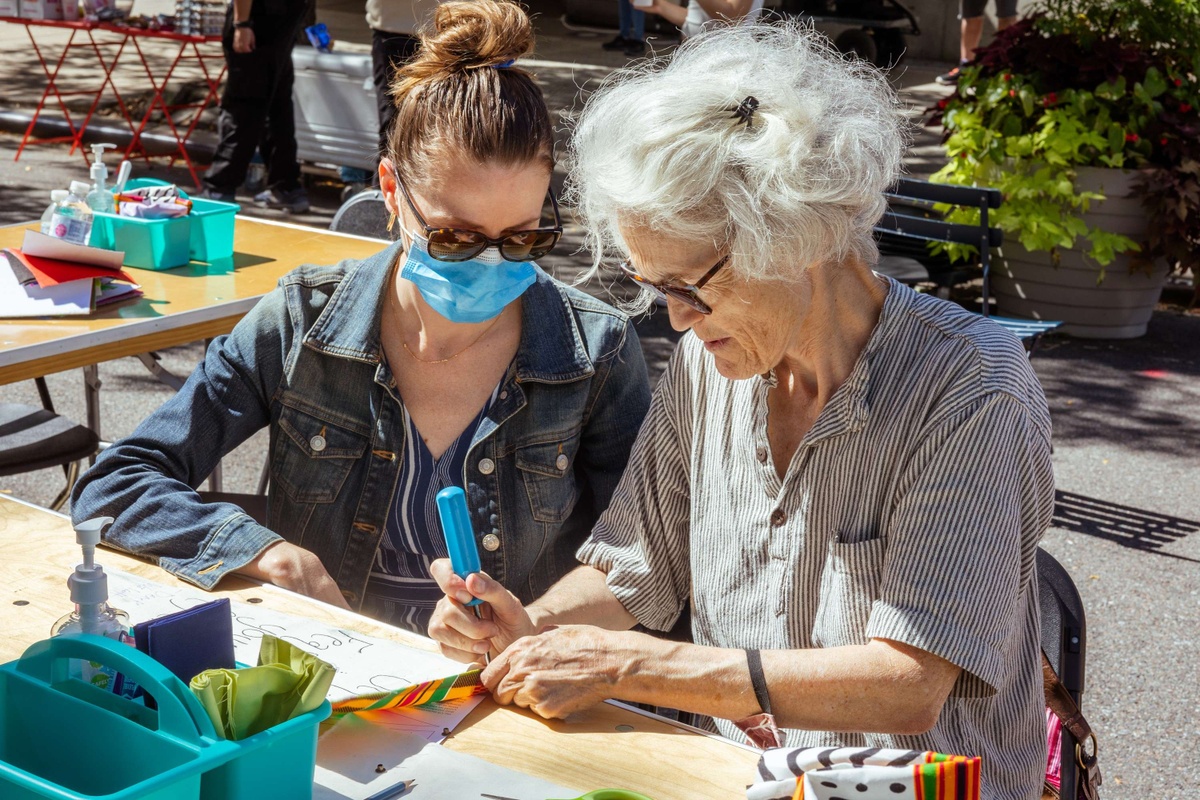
71, 241, 651, 611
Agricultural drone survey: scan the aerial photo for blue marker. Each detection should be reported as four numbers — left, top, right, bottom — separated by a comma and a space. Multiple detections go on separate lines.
437, 486, 491, 662
436, 486, 482, 606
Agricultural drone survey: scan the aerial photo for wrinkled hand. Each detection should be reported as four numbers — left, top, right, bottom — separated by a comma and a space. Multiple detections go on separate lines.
482, 625, 627, 720
427, 559, 536, 663
233, 26, 255, 53
239, 540, 350, 609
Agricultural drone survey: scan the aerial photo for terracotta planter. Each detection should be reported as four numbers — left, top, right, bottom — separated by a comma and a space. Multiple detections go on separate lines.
992, 167, 1168, 339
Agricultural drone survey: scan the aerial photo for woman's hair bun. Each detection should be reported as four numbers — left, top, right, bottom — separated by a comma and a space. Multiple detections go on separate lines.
415, 0, 534, 72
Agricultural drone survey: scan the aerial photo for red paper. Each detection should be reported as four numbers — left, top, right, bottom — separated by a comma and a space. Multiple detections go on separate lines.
1, 248, 137, 288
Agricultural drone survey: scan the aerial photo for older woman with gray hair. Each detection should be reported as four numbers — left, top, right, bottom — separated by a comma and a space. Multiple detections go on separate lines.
428, 21, 1053, 800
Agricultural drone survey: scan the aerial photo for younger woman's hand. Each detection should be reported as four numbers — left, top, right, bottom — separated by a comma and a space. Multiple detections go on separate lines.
237, 540, 350, 609
427, 559, 538, 662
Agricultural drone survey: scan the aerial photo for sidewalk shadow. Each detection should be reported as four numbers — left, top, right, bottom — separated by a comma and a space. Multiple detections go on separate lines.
1052, 490, 1200, 563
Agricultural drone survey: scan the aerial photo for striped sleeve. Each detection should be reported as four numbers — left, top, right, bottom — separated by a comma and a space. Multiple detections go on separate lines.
575, 343, 695, 632
865, 391, 1054, 695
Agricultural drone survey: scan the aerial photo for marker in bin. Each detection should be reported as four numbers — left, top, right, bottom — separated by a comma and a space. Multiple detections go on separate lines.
436, 486, 490, 663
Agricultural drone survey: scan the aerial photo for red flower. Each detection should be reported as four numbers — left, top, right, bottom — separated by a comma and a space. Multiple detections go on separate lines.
1181, 103, 1193, 113
1125, 133, 1139, 143
1043, 92, 1058, 106
1161, 137, 1169, 146
937, 98, 948, 110
1009, 89, 1017, 98
1175, 78, 1184, 86
1003, 73, 1012, 82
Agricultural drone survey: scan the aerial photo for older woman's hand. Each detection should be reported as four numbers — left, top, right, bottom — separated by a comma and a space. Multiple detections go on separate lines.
482, 625, 632, 719
428, 558, 538, 662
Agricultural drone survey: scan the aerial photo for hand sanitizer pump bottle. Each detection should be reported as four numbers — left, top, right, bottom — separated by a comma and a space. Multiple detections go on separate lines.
85, 143, 117, 214
52, 517, 136, 694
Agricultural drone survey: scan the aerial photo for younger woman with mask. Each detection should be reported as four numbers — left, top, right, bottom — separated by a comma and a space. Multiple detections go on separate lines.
71, 0, 651, 636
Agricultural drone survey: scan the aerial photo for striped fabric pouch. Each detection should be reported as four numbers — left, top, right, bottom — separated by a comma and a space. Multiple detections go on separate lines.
747, 746, 982, 800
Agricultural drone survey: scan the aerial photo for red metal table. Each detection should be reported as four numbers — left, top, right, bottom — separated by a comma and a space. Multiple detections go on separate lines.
2, 17, 226, 186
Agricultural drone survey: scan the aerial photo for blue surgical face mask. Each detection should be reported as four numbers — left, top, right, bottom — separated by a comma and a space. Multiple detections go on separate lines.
398, 228, 537, 324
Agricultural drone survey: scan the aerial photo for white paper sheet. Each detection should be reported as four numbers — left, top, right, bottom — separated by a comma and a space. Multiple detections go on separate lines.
314, 740, 578, 800
21, 229, 125, 268
106, 569, 483, 719
0, 259, 93, 317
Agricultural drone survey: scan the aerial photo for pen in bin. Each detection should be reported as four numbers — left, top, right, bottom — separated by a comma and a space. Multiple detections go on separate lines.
436, 486, 491, 664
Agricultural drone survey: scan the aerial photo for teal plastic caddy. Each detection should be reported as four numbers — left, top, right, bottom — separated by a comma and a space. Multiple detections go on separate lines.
89, 210, 193, 270
0, 634, 329, 800
117, 178, 241, 265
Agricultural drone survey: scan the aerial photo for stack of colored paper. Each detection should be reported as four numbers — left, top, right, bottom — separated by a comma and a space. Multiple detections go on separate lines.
0, 230, 141, 318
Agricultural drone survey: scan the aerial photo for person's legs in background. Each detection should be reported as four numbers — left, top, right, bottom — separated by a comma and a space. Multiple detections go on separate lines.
203, 27, 271, 199
372, 29, 420, 161
603, 0, 645, 55
937, 0, 982, 85
254, 37, 309, 213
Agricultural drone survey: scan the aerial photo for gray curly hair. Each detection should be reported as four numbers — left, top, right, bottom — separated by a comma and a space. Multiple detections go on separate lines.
568, 21, 907, 290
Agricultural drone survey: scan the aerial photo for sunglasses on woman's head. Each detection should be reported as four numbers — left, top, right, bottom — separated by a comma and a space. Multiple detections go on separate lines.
395, 178, 563, 263
619, 254, 729, 315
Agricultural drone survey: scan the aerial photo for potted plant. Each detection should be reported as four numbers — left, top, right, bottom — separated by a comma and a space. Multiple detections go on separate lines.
926, 0, 1200, 338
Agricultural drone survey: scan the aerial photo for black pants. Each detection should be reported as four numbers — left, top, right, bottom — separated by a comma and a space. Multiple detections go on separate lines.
371, 29, 420, 162
204, 27, 302, 195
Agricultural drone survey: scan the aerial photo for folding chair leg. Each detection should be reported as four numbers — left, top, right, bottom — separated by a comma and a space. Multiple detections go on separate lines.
50, 460, 82, 512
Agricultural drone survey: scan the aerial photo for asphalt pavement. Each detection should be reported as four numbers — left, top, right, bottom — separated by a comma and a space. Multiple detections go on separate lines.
1, 7, 1198, 798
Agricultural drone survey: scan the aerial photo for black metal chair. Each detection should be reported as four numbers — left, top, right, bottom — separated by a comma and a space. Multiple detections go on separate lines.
875, 177, 1064, 352
329, 190, 393, 241
0, 378, 100, 510
1036, 547, 1089, 799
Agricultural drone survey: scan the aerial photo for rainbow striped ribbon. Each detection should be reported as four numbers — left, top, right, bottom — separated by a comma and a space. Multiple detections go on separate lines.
330, 670, 486, 716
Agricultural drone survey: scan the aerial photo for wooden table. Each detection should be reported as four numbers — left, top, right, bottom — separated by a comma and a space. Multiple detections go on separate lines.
0, 497, 760, 799
0, 217, 383, 385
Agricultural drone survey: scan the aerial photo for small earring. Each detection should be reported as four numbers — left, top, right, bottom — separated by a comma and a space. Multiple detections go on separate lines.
387, 212, 397, 232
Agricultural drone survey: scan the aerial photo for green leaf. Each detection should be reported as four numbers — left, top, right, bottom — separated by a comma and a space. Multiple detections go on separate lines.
1108, 123, 1124, 153
1019, 86, 1036, 117
1144, 66, 1168, 98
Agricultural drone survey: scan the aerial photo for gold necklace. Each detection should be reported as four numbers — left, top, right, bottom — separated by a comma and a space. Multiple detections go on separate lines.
401, 311, 505, 364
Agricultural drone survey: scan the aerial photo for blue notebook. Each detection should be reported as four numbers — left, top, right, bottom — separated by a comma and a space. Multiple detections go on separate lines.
133, 598, 236, 686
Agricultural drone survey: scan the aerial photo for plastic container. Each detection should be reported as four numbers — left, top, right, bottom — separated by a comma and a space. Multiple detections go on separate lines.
125, 178, 240, 263
40, 190, 69, 235
0, 634, 331, 800
48, 181, 94, 246
187, 196, 239, 262
89, 211, 192, 270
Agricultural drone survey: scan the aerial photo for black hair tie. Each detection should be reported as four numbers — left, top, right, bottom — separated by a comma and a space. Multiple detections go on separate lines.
729, 95, 760, 127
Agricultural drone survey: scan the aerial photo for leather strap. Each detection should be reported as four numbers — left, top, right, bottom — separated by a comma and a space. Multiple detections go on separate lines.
745, 648, 772, 715
1042, 652, 1102, 800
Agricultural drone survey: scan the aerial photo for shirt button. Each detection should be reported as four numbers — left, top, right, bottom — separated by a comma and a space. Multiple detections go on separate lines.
481, 533, 500, 551
310, 435, 327, 452
499, 390, 509, 400
478, 458, 495, 475
555, 454, 569, 471
756, 447, 768, 464
770, 508, 787, 527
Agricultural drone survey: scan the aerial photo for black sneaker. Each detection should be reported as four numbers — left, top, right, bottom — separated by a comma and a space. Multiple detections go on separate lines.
254, 187, 310, 214
623, 39, 646, 57
602, 34, 629, 51
935, 64, 965, 86
199, 188, 237, 203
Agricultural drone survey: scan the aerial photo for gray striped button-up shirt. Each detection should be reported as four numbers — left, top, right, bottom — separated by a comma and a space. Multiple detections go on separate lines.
577, 279, 1053, 800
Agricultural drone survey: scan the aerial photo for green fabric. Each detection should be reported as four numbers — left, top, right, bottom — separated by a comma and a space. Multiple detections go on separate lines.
190, 634, 335, 740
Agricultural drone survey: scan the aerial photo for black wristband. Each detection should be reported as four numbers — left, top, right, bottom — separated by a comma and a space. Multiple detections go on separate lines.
234, 20, 253, 28
745, 648, 772, 715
